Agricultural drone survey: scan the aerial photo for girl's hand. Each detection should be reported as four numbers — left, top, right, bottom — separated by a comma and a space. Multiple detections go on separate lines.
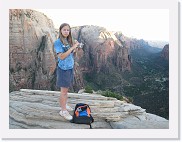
71, 40, 79, 53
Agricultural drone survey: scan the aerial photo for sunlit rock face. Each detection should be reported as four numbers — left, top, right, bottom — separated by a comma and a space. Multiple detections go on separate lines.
72, 25, 131, 73
9, 9, 57, 91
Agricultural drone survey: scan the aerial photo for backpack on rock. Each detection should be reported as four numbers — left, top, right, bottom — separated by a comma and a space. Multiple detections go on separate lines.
70, 103, 94, 129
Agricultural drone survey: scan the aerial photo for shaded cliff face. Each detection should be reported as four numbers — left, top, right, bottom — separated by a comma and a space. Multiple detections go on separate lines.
9, 9, 57, 91
160, 44, 169, 60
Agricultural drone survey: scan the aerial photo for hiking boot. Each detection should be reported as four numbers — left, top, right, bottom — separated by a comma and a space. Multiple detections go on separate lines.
59, 110, 73, 121
60, 104, 74, 111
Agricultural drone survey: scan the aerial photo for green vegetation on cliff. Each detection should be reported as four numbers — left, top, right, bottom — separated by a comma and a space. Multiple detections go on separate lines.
84, 47, 169, 119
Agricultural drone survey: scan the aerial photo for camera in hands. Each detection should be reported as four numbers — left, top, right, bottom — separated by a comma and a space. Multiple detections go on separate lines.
77, 42, 84, 48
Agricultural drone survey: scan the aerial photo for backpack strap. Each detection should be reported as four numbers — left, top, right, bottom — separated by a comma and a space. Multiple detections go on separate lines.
89, 123, 92, 129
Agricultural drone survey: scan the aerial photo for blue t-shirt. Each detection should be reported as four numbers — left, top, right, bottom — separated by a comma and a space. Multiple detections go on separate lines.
54, 39, 74, 70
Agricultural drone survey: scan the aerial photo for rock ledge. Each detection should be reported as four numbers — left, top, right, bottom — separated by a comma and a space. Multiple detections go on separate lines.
9, 89, 169, 129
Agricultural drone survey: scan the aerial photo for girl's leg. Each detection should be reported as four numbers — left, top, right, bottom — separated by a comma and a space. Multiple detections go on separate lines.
60, 87, 68, 111
59, 87, 72, 120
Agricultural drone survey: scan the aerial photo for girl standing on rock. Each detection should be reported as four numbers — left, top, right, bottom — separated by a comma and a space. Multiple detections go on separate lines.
54, 23, 80, 120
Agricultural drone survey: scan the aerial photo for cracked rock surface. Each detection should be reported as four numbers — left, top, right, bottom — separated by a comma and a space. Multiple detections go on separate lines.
9, 89, 169, 129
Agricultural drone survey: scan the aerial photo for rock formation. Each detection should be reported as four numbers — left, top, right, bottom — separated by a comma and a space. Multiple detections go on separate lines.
71, 26, 131, 73
160, 44, 169, 60
9, 9, 57, 91
9, 89, 169, 129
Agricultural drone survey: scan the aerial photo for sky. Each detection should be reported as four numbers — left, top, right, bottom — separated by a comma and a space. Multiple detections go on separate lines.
35, 9, 169, 41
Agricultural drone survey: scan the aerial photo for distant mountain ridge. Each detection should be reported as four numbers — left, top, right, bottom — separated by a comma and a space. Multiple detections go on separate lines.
147, 40, 168, 48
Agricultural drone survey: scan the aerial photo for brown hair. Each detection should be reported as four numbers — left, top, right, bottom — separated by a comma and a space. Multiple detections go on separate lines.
58, 23, 73, 46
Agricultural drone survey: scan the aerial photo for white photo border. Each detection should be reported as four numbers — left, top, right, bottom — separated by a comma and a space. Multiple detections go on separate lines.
0, 0, 179, 139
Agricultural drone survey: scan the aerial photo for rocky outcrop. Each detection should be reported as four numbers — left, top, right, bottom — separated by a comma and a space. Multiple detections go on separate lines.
160, 44, 169, 60
9, 89, 169, 129
72, 26, 131, 73
9, 9, 58, 91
